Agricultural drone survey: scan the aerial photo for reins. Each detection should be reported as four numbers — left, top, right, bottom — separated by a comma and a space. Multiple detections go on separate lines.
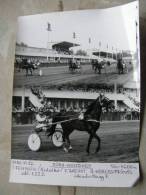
38, 117, 79, 127
54, 113, 80, 118
51, 112, 100, 124
37, 118, 100, 127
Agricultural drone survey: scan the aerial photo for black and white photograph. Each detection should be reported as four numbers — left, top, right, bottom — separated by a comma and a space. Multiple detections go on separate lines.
11, 1, 140, 164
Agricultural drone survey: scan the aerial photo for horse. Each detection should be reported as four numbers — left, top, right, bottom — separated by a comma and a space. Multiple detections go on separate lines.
68, 59, 81, 73
117, 59, 126, 74
91, 59, 105, 74
49, 95, 114, 154
15, 58, 37, 76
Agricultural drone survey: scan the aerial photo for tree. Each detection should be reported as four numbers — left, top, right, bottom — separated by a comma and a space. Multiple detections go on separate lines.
16, 42, 28, 47
69, 49, 74, 55
76, 49, 87, 56
20, 42, 28, 47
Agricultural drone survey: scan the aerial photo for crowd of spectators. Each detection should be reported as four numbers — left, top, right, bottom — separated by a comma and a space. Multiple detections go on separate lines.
12, 105, 22, 112
43, 83, 115, 94
12, 85, 140, 123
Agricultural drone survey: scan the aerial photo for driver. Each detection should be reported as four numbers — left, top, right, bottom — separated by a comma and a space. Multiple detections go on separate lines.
98, 93, 105, 105
43, 100, 55, 118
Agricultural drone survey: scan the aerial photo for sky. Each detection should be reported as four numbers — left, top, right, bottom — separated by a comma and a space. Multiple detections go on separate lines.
16, 1, 139, 53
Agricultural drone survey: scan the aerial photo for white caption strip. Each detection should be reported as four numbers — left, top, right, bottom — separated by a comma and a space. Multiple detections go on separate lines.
10, 159, 139, 187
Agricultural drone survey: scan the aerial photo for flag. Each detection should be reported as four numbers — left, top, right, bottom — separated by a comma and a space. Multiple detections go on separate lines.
99, 41, 101, 47
107, 44, 108, 49
73, 32, 76, 39
89, 37, 91, 44
47, 22, 51, 31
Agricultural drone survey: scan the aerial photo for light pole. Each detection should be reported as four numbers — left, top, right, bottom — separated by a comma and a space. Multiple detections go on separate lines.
106, 44, 108, 59
46, 22, 51, 62
112, 46, 114, 59
72, 32, 76, 61
116, 48, 118, 60
88, 37, 91, 63
47, 22, 51, 48
99, 41, 101, 58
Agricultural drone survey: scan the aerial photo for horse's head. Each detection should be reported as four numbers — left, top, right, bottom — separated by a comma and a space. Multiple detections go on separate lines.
84, 93, 115, 120
96, 93, 115, 112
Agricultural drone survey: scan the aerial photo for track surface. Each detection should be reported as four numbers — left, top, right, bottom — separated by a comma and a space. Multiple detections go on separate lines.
11, 121, 139, 163
14, 64, 133, 87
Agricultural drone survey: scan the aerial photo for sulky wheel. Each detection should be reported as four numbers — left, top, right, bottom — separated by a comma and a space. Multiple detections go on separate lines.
28, 133, 41, 151
52, 130, 63, 147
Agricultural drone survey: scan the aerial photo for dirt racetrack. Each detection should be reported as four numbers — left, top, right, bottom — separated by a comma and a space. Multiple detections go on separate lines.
14, 64, 133, 87
11, 120, 139, 163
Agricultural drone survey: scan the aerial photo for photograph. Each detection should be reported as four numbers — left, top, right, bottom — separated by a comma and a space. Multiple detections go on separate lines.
11, 1, 140, 163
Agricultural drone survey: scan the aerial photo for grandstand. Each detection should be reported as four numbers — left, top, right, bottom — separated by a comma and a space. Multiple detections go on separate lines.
12, 86, 140, 124
15, 42, 118, 66
15, 42, 93, 65
92, 49, 135, 64
13, 87, 139, 112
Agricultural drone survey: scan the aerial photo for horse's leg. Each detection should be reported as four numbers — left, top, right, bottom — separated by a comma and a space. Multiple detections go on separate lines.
122, 67, 124, 74
62, 131, 69, 152
26, 69, 28, 76
118, 68, 120, 75
94, 67, 96, 73
29, 68, 32, 76
98, 68, 101, 74
98, 68, 100, 74
66, 135, 72, 150
86, 134, 93, 154
32, 68, 35, 75
99, 68, 101, 74
93, 133, 101, 153
18, 65, 21, 72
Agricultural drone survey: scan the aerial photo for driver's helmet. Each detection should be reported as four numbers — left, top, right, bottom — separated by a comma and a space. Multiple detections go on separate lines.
73, 58, 76, 63
99, 93, 105, 101
48, 101, 51, 105
40, 97, 45, 104
39, 107, 44, 114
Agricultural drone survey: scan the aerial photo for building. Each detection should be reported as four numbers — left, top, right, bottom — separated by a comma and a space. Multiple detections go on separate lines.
15, 42, 97, 65
13, 87, 139, 112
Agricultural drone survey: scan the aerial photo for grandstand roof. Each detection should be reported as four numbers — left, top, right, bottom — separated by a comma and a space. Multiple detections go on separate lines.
52, 41, 80, 50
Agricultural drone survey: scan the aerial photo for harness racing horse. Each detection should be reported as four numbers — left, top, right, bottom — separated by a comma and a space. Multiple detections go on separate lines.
50, 95, 114, 154
68, 59, 81, 73
91, 59, 105, 74
117, 59, 125, 74
15, 58, 37, 76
